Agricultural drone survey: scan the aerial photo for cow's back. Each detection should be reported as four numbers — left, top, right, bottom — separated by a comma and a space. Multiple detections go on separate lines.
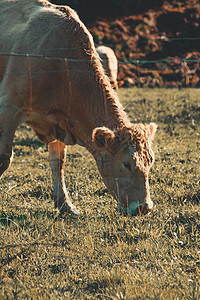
96, 46, 118, 89
0, 0, 38, 51
0, 0, 83, 55
0, 0, 98, 110
0, 0, 53, 82
0, 0, 32, 78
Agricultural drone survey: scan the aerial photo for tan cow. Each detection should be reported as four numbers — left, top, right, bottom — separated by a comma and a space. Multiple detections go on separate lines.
96, 45, 118, 89
0, 0, 157, 215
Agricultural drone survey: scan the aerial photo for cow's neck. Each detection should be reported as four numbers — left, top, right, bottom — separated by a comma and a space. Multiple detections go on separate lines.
60, 55, 130, 149
69, 87, 129, 153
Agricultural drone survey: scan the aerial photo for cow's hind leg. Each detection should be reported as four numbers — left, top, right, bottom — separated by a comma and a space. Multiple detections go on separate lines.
48, 140, 79, 214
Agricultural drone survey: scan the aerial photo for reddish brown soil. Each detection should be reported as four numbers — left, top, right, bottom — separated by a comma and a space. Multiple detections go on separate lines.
87, 1, 200, 87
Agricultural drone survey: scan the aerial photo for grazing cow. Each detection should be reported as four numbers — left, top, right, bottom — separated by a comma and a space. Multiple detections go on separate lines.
96, 45, 118, 89
0, 0, 157, 215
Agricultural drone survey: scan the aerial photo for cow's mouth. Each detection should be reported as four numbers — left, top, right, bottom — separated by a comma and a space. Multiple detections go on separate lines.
119, 201, 153, 216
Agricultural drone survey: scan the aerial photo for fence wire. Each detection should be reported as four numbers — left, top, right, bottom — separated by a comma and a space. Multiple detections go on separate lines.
0, 39, 199, 164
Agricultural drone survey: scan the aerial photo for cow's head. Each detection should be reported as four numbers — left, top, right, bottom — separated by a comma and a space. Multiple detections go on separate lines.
92, 123, 157, 215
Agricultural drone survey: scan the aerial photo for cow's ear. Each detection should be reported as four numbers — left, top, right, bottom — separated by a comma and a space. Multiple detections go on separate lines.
146, 123, 157, 143
92, 127, 115, 149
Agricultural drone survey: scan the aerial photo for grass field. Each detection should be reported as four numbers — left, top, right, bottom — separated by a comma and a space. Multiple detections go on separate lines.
0, 88, 199, 299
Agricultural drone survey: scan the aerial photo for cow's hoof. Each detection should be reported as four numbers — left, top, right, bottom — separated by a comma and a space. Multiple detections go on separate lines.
56, 202, 80, 215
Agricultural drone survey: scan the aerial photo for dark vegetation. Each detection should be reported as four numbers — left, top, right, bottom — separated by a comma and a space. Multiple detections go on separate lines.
51, 0, 200, 87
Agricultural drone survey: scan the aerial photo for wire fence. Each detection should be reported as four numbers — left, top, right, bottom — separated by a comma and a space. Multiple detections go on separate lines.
0, 39, 199, 164
0, 37, 200, 94
1, 36, 200, 87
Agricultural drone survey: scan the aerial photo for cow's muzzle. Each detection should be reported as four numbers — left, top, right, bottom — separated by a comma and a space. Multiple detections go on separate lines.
119, 201, 153, 216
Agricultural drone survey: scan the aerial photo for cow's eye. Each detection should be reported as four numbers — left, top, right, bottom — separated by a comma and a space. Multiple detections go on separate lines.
122, 162, 131, 171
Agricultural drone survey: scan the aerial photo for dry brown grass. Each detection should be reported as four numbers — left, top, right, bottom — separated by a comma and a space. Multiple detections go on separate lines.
0, 88, 200, 299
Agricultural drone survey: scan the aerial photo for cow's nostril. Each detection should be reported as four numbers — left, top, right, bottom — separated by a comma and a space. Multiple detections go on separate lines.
133, 203, 152, 216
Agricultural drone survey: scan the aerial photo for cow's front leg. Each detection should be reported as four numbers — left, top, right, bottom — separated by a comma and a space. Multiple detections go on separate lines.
0, 105, 22, 178
48, 140, 79, 214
